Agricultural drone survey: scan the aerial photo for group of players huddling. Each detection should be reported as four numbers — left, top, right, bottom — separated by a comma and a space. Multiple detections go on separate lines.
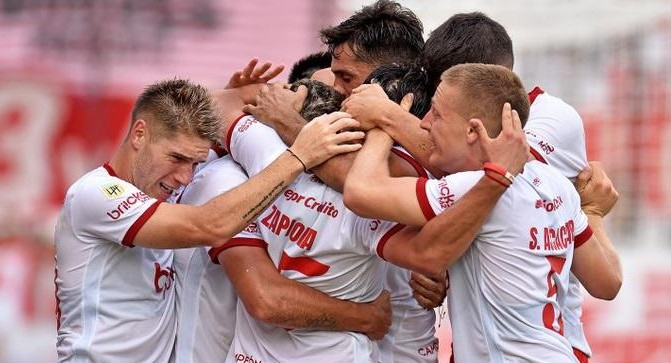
54, 1, 623, 362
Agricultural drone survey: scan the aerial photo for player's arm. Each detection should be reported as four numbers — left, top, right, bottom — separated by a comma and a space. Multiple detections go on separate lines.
242, 84, 419, 192
571, 217, 622, 300
571, 161, 623, 300
133, 114, 364, 249
217, 246, 391, 339
342, 84, 439, 176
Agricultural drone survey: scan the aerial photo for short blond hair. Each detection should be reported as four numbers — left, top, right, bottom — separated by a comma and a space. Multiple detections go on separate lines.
440, 63, 529, 137
130, 79, 221, 144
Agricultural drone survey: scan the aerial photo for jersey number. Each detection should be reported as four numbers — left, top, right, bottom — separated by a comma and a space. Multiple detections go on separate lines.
542, 256, 566, 335
277, 251, 330, 276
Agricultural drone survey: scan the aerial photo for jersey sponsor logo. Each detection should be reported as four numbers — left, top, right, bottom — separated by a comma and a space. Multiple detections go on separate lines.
153, 262, 175, 298
237, 117, 257, 133
234, 352, 262, 363
528, 220, 575, 251
417, 339, 439, 357
106, 191, 152, 220
437, 179, 455, 210
260, 205, 316, 250
535, 196, 563, 212
100, 182, 125, 199
537, 140, 555, 155
282, 189, 339, 218
244, 222, 259, 234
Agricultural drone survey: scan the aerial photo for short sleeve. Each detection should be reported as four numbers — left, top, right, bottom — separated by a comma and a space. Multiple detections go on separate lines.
207, 222, 267, 264
525, 93, 588, 181
415, 171, 484, 220
572, 209, 593, 249
70, 176, 161, 247
352, 217, 405, 260
226, 114, 287, 177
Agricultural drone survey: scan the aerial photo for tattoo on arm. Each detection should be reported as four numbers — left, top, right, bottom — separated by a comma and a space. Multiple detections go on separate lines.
242, 181, 285, 222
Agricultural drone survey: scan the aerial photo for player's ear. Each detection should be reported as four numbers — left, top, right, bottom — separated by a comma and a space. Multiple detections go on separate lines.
130, 119, 149, 150
466, 119, 480, 145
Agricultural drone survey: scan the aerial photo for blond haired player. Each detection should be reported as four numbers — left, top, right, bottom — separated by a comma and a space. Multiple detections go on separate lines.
344, 64, 622, 362
54, 78, 362, 362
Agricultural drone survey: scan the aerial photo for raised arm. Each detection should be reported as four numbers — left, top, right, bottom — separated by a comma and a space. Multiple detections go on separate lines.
217, 245, 391, 339
571, 161, 623, 300
132, 114, 363, 249
342, 84, 439, 176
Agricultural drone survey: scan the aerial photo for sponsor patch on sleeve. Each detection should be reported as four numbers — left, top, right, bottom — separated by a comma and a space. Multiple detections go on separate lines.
100, 182, 125, 199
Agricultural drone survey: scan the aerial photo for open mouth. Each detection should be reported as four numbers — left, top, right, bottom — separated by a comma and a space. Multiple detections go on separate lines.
159, 182, 174, 196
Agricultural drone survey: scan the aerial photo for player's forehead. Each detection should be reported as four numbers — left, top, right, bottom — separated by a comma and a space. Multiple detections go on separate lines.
331, 43, 372, 76
160, 132, 212, 161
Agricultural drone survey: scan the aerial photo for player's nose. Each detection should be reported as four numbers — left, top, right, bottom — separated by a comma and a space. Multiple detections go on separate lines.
173, 164, 194, 186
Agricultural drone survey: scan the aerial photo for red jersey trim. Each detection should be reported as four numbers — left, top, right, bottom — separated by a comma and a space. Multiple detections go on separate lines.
529, 147, 548, 164
573, 347, 590, 363
211, 144, 228, 158
225, 113, 249, 159
391, 148, 428, 178
208, 237, 268, 264
121, 200, 162, 247
376, 223, 406, 260
103, 163, 118, 177
528, 86, 545, 104
574, 225, 593, 248
416, 177, 437, 221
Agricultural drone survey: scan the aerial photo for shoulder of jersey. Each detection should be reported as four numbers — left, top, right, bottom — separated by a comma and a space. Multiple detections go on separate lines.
68, 167, 136, 202
529, 90, 581, 123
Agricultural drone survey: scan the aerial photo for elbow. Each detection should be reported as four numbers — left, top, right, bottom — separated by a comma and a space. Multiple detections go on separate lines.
244, 293, 280, 324
589, 275, 623, 301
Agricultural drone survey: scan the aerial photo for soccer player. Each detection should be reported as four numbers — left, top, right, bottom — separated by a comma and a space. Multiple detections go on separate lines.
219, 69, 529, 362
341, 12, 622, 362
343, 63, 622, 362
53, 79, 363, 362
172, 76, 391, 362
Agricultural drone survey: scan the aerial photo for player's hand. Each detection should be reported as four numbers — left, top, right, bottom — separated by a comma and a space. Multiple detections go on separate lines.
575, 161, 619, 217
243, 83, 307, 125
410, 271, 447, 309
290, 111, 365, 169
362, 290, 392, 340
342, 92, 399, 132
469, 102, 529, 175
350, 83, 390, 99
225, 58, 285, 89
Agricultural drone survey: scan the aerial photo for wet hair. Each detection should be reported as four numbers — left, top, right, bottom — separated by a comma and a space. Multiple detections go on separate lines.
288, 51, 332, 83
441, 63, 529, 137
130, 78, 221, 144
364, 63, 431, 118
320, 0, 424, 66
290, 79, 344, 121
421, 12, 514, 92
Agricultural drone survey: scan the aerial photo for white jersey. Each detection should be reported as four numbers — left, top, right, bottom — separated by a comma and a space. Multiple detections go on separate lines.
223, 115, 403, 362
172, 156, 248, 363
526, 87, 592, 358
54, 164, 176, 363
381, 148, 439, 363
417, 161, 593, 363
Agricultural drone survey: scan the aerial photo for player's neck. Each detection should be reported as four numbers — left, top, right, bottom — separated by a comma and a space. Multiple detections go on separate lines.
108, 145, 135, 185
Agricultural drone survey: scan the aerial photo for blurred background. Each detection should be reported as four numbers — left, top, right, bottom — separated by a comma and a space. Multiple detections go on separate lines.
0, 0, 669, 362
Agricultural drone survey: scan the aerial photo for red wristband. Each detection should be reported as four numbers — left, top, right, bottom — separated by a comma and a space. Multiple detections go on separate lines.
485, 171, 511, 188
483, 162, 515, 184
